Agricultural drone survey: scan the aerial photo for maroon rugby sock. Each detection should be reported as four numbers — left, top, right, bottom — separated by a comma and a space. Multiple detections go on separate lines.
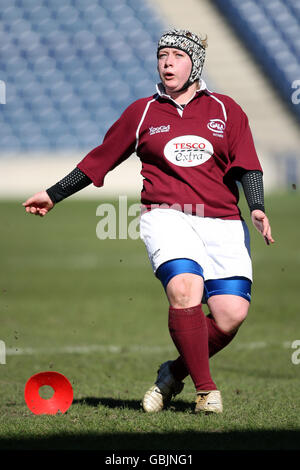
170, 313, 237, 382
168, 304, 216, 391
206, 313, 237, 357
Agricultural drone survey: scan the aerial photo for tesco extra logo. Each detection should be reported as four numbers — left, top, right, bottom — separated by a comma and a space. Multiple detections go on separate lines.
207, 119, 225, 134
164, 135, 214, 167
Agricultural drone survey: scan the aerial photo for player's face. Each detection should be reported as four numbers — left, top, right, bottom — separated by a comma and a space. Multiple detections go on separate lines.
158, 48, 192, 95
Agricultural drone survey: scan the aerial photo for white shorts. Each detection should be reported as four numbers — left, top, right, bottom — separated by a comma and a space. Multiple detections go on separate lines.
140, 208, 252, 282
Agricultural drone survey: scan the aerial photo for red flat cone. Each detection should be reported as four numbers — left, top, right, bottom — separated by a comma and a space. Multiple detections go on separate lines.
24, 371, 73, 415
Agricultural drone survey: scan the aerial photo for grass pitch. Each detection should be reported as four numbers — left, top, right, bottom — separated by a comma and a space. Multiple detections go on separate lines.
0, 191, 299, 453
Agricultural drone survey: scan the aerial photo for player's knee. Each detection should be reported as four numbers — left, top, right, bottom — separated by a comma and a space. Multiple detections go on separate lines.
166, 273, 203, 308
221, 302, 249, 332
209, 295, 250, 333
230, 304, 249, 327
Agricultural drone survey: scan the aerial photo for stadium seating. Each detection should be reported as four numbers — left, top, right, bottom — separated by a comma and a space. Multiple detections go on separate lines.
1, 0, 299, 152
212, 0, 300, 124
0, 0, 163, 150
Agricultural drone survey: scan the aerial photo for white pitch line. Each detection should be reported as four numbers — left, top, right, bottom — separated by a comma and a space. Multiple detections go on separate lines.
5, 344, 175, 356
235, 341, 267, 350
4, 341, 294, 357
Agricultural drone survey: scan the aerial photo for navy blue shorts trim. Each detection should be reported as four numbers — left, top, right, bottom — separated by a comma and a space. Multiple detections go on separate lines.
203, 277, 251, 303
156, 258, 251, 302
156, 258, 204, 289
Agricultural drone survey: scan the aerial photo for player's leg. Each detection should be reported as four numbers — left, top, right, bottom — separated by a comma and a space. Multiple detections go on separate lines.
166, 271, 222, 414
165, 272, 216, 392
142, 216, 252, 412
195, 291, 250, 413
143, 259, 220, 413
139, 209, 206, 412
147, 275, 251, 412
207, 293, 250, 333
170, 277, 251, 382
140, 210, 226, 413
167, 277, 251, 413
170, 218, 252, 363
142, 262, 208, 413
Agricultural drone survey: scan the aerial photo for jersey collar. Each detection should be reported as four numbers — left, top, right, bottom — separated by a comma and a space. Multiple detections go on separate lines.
156, 78, 208, 96
155, 79, 209, 109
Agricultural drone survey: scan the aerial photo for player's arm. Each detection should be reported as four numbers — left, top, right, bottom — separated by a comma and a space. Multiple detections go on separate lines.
22, 167, 92, 217
23, 99, 145, 217
250, 209, 274, 246
239, 169, 274, 245
225, 99, 274, 245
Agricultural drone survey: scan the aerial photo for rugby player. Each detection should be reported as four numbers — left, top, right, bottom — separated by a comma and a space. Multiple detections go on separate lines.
23, 29, 274, 414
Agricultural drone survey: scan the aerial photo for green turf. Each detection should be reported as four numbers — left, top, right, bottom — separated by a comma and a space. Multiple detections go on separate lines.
0, 191, 299, 452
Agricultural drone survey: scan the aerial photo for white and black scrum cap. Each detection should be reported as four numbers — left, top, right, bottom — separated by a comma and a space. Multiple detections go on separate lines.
157, 29, 207, 84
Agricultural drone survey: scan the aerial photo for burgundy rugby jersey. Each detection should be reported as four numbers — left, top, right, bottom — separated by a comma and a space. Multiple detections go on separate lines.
77, 81, 262, 220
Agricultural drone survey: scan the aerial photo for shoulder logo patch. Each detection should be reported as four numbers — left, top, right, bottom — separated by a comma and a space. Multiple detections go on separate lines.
207, 119, 226, 137
149, 125, 170, 135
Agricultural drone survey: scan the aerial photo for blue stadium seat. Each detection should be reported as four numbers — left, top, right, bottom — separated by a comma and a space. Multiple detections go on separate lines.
285, 0, 300, 22
0, 0, 166, 151
1, 5, 23, 23
212, 0, 300, 124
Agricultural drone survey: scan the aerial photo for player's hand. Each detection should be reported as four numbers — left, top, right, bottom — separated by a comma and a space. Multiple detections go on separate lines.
22, 191, 54, 217
251, 209, 274, 245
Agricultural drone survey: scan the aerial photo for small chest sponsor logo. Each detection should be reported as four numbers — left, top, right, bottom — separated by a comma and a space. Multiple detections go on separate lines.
149, 124, 170, 135
164, 135, 214, 167
207, 119, 226, 136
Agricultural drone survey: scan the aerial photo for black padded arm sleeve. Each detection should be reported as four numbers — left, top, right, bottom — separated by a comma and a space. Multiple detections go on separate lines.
239, 170, 265, 213
46, 167, 92, 203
